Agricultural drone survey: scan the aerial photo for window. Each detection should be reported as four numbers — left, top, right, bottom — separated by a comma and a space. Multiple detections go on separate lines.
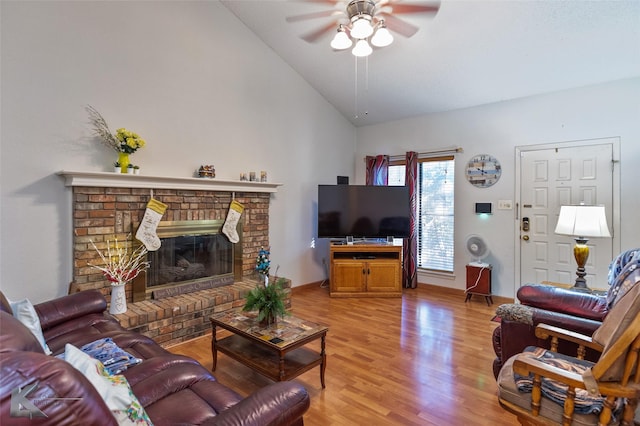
389, 157, 455, 272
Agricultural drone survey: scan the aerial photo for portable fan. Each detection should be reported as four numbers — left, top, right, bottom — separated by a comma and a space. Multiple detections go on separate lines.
465, 234, 490, 265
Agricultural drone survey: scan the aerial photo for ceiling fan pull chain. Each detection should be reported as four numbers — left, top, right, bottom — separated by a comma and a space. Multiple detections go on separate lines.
354, 55, 359, 119
364, 56, 369, 116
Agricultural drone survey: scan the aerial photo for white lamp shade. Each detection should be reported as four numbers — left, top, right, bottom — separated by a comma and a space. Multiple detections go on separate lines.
554, 205, 611, 238
331, 30, 353, 50
350, 17, 374, 39
352, 39, 373, 57
371, 27, 393, 47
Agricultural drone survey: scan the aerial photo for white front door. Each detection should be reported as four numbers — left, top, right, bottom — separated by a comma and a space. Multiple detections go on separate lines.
518, 141, 616, 290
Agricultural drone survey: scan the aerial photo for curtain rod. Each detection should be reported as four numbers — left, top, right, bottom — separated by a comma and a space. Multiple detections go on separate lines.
383, 147, 463, 162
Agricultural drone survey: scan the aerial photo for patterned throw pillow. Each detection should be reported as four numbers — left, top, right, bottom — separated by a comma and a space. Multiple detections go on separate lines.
606, 250, 640, 309
64, 344, 153, 425
607, 248, 639, 287
79, 338, 142, 375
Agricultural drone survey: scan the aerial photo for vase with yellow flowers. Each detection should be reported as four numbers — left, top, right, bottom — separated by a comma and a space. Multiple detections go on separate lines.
86, 105, 146, 173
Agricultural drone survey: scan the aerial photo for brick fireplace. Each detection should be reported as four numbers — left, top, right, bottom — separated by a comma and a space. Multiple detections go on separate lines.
59, 171, 287, 346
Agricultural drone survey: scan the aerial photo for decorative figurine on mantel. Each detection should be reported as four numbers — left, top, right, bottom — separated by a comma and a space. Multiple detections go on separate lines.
198, 165, 215, 178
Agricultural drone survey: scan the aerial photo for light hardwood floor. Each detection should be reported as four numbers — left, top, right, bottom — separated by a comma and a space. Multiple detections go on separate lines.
169, 283, 518, 425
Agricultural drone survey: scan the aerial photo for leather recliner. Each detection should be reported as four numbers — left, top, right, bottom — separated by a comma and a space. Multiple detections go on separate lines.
491, 248, 640, 379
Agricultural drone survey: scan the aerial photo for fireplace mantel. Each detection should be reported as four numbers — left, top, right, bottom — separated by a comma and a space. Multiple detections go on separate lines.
58, 170, 282, 193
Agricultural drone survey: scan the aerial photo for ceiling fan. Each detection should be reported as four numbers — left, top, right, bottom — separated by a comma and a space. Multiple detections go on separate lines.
286, 0, 440, 56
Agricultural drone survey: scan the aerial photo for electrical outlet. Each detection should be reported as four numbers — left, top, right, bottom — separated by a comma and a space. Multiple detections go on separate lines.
498, 200, 513, 210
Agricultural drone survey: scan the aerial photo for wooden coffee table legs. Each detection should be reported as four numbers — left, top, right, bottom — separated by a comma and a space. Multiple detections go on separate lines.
320, 334, 326, 389
211, 324, 218, 371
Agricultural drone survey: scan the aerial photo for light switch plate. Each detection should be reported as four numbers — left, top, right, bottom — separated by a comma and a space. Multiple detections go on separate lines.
498, 200, 513, 210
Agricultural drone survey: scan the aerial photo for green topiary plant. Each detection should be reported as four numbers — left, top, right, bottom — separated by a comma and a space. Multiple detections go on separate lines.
242, 278, 288, 326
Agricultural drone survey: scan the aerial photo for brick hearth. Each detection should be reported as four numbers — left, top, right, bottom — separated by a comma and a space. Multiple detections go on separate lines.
111, 279, 291, 347
60, 172, 285, 346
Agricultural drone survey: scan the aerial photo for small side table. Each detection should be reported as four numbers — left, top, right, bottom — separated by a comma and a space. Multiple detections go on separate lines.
465, 264, 493, 305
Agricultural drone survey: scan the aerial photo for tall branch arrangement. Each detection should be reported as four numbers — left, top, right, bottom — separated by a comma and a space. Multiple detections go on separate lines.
89, 237, 150, 285
86, 105, 146, 154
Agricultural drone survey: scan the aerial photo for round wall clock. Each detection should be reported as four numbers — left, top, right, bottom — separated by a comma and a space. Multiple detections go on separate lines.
465, 154, 502, 188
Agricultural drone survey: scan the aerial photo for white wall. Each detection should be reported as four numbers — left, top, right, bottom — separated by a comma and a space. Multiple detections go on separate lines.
2, 2, 637, 303
355, 78, 640, 298
0, 1, 355, 302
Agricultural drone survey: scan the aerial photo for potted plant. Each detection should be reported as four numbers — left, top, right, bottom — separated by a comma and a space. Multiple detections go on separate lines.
113, 161, 121, 173
127, 163, 134, 174
242, 277, 288, 326
133, 165, 140, 175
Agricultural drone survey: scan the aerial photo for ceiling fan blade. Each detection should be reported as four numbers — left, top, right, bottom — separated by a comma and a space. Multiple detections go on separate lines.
386, 3, 440, 15
300, 21, 338, 43
378, 13, 420, 38
287, 0, 339, 3
286, 10, 341, 22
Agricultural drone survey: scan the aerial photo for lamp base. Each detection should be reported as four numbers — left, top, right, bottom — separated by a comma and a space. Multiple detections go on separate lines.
573, 238, 589, 289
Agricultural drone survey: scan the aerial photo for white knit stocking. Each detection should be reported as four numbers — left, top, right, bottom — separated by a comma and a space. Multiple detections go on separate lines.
135, 198, 168, 251
223, 200, 244, 244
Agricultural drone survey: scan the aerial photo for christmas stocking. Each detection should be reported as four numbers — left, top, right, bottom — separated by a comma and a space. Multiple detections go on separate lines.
135, 198, 168, 251
223, 200, 244, 243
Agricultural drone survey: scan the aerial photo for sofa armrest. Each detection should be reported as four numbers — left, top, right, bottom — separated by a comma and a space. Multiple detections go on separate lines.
34, 290, 107, 330
203, 382, 310, 426
517, 284, 608, 321
0, 351, 117, 425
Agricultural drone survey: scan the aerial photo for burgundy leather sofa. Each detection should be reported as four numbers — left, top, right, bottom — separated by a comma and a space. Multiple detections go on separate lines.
0, 290, 310, 425
491, 284, 608, 379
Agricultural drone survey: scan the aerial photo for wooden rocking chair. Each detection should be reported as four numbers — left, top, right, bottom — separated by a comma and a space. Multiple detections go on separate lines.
497, 282, 640, 426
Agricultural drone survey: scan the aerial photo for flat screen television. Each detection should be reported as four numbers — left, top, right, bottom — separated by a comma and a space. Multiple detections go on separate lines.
317, 184, 411, 239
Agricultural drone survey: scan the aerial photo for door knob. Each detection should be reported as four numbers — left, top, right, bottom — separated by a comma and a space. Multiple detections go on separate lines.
522, 235, 530, 241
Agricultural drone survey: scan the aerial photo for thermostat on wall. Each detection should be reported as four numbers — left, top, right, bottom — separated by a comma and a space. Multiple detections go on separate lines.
475, 202, 492, 214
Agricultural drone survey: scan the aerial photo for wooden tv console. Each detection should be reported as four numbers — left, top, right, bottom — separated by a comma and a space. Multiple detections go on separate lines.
329, 243, 402, 297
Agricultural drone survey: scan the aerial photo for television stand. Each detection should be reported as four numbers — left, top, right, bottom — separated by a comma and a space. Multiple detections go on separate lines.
329, 243, 402, 298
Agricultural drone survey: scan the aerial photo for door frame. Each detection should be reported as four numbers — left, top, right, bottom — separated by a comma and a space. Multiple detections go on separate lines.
514, 137, 621, 297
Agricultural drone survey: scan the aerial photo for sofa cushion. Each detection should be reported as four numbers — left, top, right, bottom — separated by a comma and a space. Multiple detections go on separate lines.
8, 298, 52, 355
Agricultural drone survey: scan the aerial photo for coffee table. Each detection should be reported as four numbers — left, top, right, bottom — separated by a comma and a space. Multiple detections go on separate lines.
210, 311, 328, 388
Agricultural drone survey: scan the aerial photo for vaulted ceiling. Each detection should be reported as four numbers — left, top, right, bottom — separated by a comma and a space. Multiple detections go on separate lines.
222, 0, 640, 127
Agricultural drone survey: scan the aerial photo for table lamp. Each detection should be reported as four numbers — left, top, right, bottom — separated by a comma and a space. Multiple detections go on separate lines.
554, 205, 611, 289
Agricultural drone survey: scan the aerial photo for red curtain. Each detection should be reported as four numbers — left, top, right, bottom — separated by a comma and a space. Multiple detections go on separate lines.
365, 155, 389, 186
404, 151, 418, 288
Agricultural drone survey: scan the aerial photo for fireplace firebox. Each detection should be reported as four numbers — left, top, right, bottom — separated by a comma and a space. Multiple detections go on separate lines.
132, 220, 242, 301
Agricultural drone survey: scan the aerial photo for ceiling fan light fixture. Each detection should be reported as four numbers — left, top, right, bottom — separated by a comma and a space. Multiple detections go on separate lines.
352, 39, 372, 57
350, 16, 374, 39
371, 22, 393, 47
330, 25, 353, 50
